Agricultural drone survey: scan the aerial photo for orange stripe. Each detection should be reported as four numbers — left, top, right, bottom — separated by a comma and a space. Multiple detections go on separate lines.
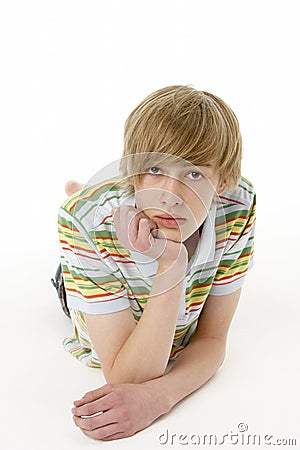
94, 235, 118, 241
69, 182, 116, 212
185, 282, 211, 295
65, 287, 125, 300
215, 244, 227, 251
217, 251, 253, 269
219, 195, 246, 206
96, 214, 113, 227
214, 267, 249, 283
60, 239, 96, 255
217, 214, 249, 227
58, 221, 79, 233
63, 271, 120, 287
186, 300, 205, 311
171, 347, 184, 358
62, 247, 100, 262
114, 259, 135, 264
61, 239, 132, 262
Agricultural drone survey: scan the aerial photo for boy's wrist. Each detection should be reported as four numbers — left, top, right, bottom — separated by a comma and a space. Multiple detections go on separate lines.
143, 377, 172, 416
157, 244, 188, 273
153, 253, 187, 297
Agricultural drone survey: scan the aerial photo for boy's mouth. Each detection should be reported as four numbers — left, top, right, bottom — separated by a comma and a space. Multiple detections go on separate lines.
154, 214, 186, 228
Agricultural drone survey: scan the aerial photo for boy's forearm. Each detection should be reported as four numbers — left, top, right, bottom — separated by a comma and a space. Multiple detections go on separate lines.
108, 263, 187, 384
144, 336, 226, 414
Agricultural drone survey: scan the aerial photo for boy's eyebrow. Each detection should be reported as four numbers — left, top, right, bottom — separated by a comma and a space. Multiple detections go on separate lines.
183, 163, 212, 168
155, 161, 213, 169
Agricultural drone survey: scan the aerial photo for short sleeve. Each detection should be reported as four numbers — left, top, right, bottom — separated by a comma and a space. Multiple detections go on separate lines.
57, 207, 130, 315
209, 193, 256, 296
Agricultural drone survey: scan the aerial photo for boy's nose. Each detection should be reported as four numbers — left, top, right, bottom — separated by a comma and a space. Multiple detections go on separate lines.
159, 177, 183, 207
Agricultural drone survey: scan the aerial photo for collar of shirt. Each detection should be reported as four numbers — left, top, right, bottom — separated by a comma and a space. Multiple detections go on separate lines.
121, 193, 216, 278
187, 201, 216, 272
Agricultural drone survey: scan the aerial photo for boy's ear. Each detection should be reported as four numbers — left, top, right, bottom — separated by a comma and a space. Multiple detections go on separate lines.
131, 175, 138, 191
128, 174, 139, 192
217, 180, 227, 195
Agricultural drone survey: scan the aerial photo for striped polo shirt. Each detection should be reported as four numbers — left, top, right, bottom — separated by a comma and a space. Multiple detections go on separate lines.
57, 175, 256, 368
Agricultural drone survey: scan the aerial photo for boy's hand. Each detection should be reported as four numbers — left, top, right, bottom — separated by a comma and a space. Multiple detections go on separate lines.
112, 205, 188, 268
71, 382, 168, 441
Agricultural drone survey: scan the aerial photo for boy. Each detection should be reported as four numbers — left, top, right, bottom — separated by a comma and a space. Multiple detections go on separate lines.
52, 85, 256, 441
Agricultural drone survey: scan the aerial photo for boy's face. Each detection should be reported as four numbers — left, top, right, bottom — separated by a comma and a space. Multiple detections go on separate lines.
134, 159, 226, 243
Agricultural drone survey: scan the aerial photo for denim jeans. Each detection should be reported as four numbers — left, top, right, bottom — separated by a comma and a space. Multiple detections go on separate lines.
51, 263, 71, 318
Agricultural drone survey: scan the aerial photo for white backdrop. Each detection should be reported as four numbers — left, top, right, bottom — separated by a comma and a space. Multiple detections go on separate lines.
0, 1, 299, 449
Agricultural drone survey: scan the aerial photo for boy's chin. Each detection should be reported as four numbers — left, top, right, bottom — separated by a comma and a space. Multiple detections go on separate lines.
156, 227, 186, 243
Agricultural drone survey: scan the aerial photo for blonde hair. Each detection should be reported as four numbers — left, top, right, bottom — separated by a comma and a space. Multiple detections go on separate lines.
119, 85, 242, 193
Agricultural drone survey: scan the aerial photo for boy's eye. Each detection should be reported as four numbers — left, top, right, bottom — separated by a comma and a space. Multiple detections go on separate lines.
187, 171, 203, 180
144, 167, 204, 180
145, 167, 162, 175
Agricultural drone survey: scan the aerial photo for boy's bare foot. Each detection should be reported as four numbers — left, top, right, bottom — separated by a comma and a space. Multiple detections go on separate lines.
64, 180, 84, 196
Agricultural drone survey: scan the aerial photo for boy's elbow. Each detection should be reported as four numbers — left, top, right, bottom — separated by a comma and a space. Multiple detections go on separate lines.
104, 374, 144, 384
104, 367, 164, 384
